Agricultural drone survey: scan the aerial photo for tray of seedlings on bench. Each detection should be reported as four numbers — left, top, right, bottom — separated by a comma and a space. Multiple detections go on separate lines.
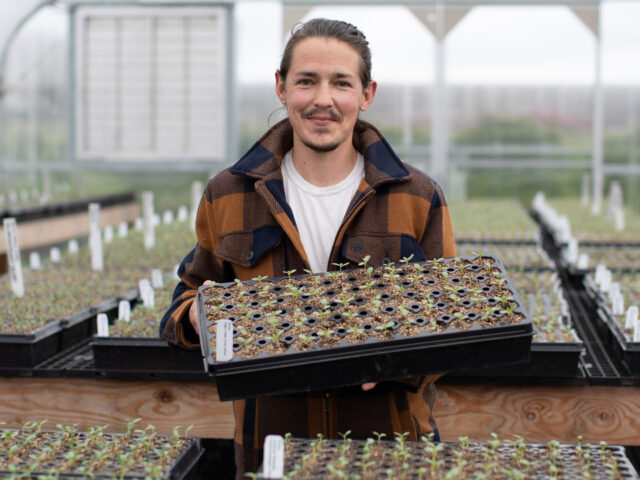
198, 255, 534, 400
252, 433, 637, 479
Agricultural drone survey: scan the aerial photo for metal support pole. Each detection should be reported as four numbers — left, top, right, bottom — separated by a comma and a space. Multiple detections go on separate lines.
430, 2, 448, 189
591, 7, 603, 215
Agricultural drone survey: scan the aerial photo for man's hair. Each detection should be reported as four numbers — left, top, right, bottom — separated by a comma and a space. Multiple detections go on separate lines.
278, 18, 372, 88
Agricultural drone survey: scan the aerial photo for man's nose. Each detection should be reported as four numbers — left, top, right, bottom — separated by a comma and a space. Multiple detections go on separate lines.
313, 82, 334, 108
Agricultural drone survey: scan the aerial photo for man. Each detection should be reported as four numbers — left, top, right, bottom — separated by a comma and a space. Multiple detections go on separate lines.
160, 18, 456, 478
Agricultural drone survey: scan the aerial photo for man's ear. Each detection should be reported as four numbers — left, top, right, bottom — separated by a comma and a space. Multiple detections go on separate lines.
359, 80, 377, 112
275, 71, 286, 105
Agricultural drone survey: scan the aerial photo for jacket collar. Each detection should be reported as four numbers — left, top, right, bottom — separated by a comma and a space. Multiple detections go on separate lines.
229, 119, 410, 188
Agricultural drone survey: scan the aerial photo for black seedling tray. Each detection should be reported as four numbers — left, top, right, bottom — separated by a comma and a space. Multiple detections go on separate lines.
92, 337, 205, 375
596, 307, 640, 377
0, 427, 203, 480
198, 255, 534, 400
257, 437, 638, 479
448, 341, 584, 380
0, 321, 63, 368
0, 290, 138, 369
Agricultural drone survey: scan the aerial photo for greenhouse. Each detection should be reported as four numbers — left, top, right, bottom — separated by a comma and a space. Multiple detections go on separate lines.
1, 0, 639, 478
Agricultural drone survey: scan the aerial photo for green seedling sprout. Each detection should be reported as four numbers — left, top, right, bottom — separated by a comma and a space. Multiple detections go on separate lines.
400, 254, 414, 266
358, 255, 371, 268
373, 431, 387, 445
271, 330, 284, 343
303, 269, 313, 276
283, 269, 296, 280
332, 262, 349, 272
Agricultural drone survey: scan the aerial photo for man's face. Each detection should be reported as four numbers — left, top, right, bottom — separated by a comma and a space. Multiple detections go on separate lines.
276, 37, 377, 153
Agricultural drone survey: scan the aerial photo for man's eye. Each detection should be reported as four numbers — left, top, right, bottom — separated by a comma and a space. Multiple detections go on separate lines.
298, 79, 313, 85
336, 81, 351, 88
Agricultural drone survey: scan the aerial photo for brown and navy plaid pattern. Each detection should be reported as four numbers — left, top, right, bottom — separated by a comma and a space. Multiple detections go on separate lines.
160, 118, 456, 478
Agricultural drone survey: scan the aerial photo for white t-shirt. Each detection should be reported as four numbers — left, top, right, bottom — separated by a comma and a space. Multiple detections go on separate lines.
282, 150, 364, 273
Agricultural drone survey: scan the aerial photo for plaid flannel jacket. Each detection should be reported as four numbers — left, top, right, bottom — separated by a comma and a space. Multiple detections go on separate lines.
160, 118, 456, 477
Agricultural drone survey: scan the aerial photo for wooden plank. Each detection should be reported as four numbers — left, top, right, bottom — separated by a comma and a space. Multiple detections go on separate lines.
0, 377, 234, 438
435, 384, 640, 445
0, 203, 140, 253
1, 378, 639, 445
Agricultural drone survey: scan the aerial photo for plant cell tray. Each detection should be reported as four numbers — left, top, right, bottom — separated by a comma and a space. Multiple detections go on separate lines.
0, 424, 203, 479
92, 336, 206, 376
197, 255, 534, 400
255, 436, 638, 479
0, 290, 138, 369
595, 307, 640, 377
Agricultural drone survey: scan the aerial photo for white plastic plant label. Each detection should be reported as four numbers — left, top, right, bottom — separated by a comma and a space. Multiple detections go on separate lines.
142, 191, 155, 250
612, 293, 625, 316
216, 319, 234, 362
97, 313, 109, 337
634, 318, 640, 343
565, 238, 578, 264
262, 435, 285, 479
191, 181, 203, 231
163, 210, 174, 225
118, 221, 128, 238
3, 218, 25, 297
134, 217, 143, 231
89, 203, 103, 271
577, 252, 589, 270
42, 169, 51, 203
68, 239, 79, 254
626, 306, 639, 330
29, 252, 41, 270
50, 247, 61, 263
614, 208, 625, 232
600, 269, 611, 294
118, 300, 131, 323
609, 282, 620, 303
151, 269, 164, 289
104, 225, 114, 243
594, 264, 606, 287
173, 264, 180, 280
177, 205, 189, 223
144, 289, 155, 309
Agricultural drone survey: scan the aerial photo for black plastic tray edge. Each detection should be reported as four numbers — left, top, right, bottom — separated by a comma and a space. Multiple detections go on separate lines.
199, 254, 532, 367
596, 307, 640, 376
168, 437, 204, 480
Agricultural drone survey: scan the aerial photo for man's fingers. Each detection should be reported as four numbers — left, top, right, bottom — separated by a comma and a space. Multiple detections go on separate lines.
361, 382, 377, 391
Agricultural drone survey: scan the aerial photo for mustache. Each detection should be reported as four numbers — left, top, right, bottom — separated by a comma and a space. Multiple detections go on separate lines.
302, 108, 342, 122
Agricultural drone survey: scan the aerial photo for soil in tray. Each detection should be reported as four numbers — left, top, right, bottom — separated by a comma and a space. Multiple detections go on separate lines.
0, 419, 197, 478
202, 256, 527, 359
268, 435, 635, 479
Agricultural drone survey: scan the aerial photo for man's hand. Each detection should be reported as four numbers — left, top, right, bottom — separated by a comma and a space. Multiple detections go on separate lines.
188, 280, 213, 335
361, 382, 377, 391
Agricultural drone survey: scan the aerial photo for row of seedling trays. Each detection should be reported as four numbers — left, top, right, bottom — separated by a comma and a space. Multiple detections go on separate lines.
252, 433, 638, 479
0, 420, 202, 479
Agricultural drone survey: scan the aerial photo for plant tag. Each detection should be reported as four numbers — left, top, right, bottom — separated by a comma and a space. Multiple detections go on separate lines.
177, 205, 188, 223
577, 252, 589, 270
65, 241, 77, 257
262, 435, 284, 479
626, 306, 639, 330
142, 192, 155, 249
565, 238, 578, 264
30, 252, 41, 270
104, 225, 114, 243
3, 218, 25, 297
173, 264, 180, 280
118, 300, 131, 323
151, 269, 164, 289
134, 217, 143, 231
600, 269, 611, 293
191, 181, 203, 231
89, 203, 103, 271
144, 289, 155, 309
634, 318, 640, 343
163, 210, 174, 225
216, 319, 234, 362
594, 264, 606, 286
50, 247, 61, 263
117, 221, 128, 238
97, 313, 109, 337
614, 208, 625, 232
42, 169, 51, 203
609, 282, 620, 303
612, 293, 625, 316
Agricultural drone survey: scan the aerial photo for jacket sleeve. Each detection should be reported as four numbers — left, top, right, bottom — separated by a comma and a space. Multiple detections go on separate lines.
159, 187, 232, 349
394, 182, 456, 389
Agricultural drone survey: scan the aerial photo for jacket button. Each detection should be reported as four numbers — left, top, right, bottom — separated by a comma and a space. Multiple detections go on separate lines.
245, 251, 254, 261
